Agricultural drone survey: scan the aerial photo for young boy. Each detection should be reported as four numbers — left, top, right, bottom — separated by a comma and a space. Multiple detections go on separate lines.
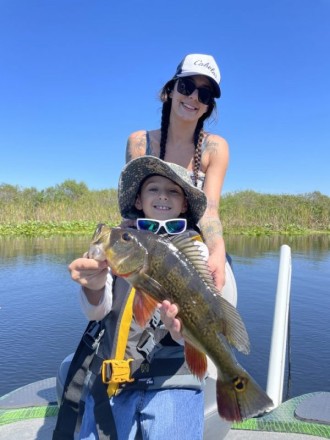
56, 156, 235, 440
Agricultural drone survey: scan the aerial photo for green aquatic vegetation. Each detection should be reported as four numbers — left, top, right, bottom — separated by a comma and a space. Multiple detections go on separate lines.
0, 182, 329, 236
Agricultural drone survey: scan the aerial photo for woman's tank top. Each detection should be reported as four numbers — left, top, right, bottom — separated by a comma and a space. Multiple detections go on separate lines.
145, 131, 206, 190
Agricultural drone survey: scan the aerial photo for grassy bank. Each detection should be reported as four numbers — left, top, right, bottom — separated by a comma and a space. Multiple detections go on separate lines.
0, 181, 329, 236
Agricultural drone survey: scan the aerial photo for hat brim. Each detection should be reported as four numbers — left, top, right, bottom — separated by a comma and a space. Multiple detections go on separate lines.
119, 156, 207, 225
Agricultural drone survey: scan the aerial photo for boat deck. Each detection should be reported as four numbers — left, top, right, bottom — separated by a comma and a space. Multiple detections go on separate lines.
0, 416, 326, 440
1, 378, 329, 439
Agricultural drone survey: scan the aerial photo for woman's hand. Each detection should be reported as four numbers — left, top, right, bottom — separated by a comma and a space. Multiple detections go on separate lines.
158, 300, 183, 342
207, 239, 226, 291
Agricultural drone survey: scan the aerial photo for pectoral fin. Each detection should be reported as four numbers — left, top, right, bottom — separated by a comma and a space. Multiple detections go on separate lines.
132, 273, 169, 327
133, 290, 159, 327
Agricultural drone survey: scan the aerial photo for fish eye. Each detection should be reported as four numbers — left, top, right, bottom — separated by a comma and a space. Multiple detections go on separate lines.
122, 232, 132, 242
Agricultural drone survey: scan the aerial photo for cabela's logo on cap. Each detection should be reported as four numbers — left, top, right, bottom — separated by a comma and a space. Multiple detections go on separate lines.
193, 59, 218, 80
173, 54, 221, 98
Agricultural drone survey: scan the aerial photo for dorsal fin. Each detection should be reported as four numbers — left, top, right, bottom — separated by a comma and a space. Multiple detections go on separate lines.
169, 234, 217, 290
216, 295, 250, 354
170, 234, 250, 354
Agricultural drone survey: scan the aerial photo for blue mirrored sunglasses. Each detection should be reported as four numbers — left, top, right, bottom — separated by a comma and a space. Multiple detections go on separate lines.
136, 218, 187, 235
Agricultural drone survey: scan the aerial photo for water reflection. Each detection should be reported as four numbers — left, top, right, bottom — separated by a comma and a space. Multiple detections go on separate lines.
226, 234, 330, 260
0, 235, 90, 260
1, 234, 329, 259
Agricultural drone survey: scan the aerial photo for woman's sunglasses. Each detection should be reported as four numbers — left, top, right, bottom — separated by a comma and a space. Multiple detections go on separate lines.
136, 218, 187, 235
177, 77, 214, 106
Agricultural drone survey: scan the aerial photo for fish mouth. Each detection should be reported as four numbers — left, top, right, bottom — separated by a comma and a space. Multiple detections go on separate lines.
88, 244, 106, 261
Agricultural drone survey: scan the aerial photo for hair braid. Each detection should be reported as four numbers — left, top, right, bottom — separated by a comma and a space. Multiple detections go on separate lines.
193, 120, 204, 187
159, 80, 217, 186
159, 80, 175, 160
159, 101, 171, 160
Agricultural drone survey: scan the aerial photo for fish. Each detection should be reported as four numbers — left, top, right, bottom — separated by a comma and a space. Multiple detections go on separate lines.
88, 224, 273, 422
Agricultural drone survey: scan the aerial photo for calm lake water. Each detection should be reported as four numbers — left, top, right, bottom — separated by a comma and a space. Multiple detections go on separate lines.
0, 234, 329, 399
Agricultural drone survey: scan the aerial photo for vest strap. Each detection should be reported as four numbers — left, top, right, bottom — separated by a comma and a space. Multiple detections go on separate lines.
136, 325, 168, 362
91, 374, 118, 439
53, 278, 133, 439
106, 286, 136, 397
52, 320, 102, 439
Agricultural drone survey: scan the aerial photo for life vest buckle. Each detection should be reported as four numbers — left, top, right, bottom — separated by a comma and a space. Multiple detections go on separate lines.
83, 322, 104, 350
102, 359, 135, 384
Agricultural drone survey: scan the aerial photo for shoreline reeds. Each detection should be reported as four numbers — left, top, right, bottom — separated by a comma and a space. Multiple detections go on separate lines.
1, 181, 329, 237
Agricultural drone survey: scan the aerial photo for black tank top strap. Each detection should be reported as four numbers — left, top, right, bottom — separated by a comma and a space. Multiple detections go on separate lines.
145, 131, 152, 155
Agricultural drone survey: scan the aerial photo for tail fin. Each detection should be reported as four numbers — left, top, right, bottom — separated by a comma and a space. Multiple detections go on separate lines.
216, 372, 273, 422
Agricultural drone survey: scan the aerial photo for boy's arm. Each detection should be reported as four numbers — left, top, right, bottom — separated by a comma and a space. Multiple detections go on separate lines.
68, 257, 109, 303
69, 257, 113, 320
79, 276, 113, 321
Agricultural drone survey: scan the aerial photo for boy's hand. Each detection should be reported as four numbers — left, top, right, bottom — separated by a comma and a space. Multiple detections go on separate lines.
159, 300, 183, 342
68, 257, 109, 291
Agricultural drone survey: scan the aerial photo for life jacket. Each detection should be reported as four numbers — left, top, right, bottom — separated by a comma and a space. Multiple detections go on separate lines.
53, 231, 205, 440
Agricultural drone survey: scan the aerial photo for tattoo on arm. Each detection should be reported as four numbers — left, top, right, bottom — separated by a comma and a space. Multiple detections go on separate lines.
200, 200, 223, 246
205, 140, 219, 156
200, 217, 223, 244
125, 134, 147, 163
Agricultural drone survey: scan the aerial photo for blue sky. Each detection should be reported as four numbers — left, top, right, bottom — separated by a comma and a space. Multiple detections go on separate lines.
0, 0, 329, 195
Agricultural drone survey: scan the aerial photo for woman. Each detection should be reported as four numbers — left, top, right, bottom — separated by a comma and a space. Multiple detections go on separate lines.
126, 53, 229, 290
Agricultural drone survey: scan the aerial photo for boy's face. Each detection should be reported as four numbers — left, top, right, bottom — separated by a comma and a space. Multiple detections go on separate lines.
135, 175, 188, 220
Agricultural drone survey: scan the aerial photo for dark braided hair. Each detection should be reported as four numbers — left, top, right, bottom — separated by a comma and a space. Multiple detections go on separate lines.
159, 80, 174, 161
159, 100, 171, 161
159, 79, 216, 187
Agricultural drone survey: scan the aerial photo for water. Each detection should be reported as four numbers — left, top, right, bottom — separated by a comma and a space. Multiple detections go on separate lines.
0, 234, 329, 399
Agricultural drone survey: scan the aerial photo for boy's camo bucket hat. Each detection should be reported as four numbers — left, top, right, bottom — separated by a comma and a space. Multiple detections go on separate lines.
118, 156, 207, 225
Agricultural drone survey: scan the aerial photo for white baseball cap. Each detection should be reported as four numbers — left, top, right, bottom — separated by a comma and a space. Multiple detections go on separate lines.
173, 54, 221, 98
